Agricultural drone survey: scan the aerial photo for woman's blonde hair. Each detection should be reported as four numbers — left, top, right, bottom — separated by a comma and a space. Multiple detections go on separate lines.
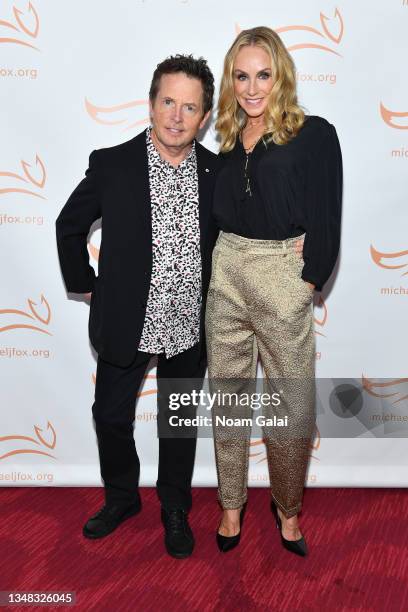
216, 26, 305, 152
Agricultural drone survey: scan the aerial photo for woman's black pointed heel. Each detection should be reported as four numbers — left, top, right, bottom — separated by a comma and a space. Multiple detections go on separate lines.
270, 500, 308, 557
216, 502, 247, 553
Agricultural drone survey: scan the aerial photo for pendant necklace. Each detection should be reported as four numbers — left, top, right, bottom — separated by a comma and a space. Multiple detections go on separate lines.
243, 133, 264, 198
244, 153, 251, 196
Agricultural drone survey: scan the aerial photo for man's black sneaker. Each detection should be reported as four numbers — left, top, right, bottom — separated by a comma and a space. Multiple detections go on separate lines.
83, 502, 141, 539
161, 508, 195, 558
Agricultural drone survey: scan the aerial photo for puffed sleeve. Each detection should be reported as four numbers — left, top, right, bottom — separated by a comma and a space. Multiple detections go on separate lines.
301, 124, 343, 291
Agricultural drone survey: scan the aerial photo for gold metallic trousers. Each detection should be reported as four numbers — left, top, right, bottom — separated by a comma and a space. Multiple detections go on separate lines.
205, 231, 316, 518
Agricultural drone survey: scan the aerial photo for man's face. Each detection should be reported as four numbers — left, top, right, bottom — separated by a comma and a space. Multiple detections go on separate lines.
150, 72, 210, 151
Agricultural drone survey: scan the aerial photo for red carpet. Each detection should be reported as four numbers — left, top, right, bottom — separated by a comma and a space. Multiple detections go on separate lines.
1, 487, 408, 611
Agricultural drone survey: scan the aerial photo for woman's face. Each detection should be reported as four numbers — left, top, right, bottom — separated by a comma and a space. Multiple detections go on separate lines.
233, 45, 274, 120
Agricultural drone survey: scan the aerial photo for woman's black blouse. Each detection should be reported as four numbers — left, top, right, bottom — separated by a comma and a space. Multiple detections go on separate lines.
213, 115, 343, 291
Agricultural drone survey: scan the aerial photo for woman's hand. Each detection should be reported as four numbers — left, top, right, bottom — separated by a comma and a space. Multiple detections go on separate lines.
295, 238, 304, 257
295, 238, 315, 290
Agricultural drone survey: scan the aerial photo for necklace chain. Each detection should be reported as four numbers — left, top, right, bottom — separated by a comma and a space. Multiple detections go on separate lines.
244, 150, 252, 196
243, 126, 266, 153
242, 129, 265, 196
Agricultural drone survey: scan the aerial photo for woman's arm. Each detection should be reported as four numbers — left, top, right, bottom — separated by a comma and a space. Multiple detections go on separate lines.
301, 124, 343, 291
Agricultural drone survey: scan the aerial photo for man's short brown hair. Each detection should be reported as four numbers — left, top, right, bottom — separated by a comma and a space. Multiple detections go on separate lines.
149, 54, 214, 115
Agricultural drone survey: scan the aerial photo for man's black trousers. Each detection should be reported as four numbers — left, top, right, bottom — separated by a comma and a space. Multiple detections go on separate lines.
92, 343, 206, 511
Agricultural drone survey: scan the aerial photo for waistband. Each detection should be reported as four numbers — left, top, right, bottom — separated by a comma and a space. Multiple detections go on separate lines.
217, 231, 305, 253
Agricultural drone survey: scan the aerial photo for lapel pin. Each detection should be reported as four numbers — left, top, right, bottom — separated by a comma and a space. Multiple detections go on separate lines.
205, 168, 210, 173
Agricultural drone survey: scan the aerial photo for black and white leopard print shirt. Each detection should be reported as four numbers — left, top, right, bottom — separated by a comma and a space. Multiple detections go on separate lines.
138, 126, 202, 358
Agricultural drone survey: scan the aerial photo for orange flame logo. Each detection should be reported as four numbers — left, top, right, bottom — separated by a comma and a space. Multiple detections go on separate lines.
309, 425, 321, 459
380, 103, 408, 130
370, 244, 408, 276
0, 1, 40, 50
237, 8, 344, 56
137, 373, 157, 398
88, 241, 99, 262
85, 98, 150, 131
0, 154, 46, 199
249, 438, 267, 463
0, 421, 56, 460
314, 296, 328, 337
362, 376, 408, 405
0, 294, 52, 335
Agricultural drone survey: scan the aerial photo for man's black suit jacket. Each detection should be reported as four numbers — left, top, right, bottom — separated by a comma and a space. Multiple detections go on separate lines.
56, 129, 220, 368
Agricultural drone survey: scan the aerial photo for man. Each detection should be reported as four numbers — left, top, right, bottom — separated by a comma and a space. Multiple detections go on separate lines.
55, 55, 219, 558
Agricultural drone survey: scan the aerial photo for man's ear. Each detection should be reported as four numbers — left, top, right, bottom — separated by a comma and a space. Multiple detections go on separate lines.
199, 109, 211, 131
148, 98, 154, 119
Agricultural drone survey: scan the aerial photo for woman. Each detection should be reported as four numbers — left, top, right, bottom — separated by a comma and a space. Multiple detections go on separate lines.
205, 26, 342, 555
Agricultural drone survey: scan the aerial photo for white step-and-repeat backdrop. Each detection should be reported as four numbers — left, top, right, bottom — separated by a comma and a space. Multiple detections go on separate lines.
1, 0, 407, 488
